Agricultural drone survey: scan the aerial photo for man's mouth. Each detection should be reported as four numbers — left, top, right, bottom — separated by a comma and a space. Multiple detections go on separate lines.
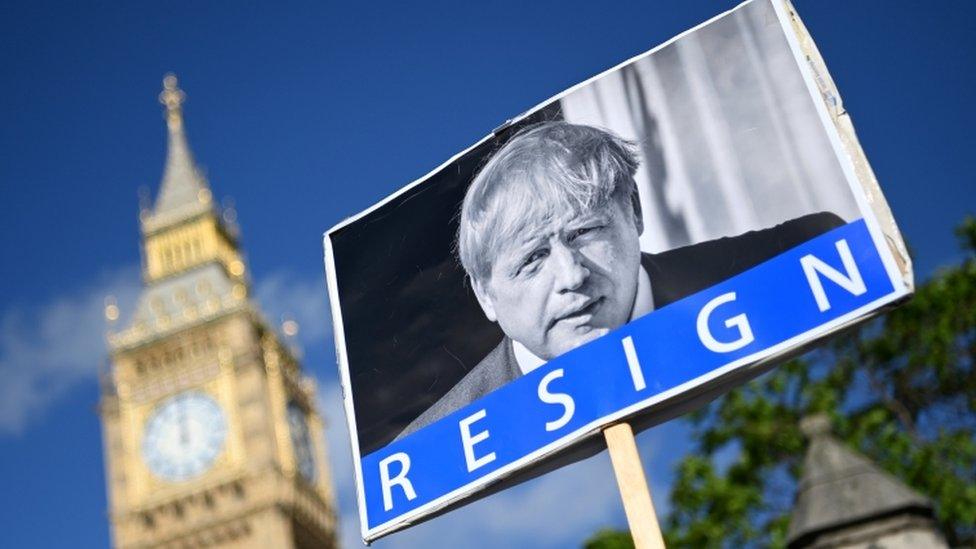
552, 296, 605, 328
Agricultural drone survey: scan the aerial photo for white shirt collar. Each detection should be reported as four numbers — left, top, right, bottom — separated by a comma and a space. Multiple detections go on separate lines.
513, 265, 654, 374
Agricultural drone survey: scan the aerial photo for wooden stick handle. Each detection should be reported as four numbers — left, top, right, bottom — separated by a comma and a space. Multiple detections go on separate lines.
603, 422, 666, 549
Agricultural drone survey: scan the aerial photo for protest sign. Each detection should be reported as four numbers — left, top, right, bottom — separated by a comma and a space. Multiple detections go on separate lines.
324, 0, 913, 542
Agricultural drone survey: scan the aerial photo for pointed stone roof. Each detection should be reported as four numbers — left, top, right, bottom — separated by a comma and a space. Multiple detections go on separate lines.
787, 414, 933, 547
144, 74, 212, 230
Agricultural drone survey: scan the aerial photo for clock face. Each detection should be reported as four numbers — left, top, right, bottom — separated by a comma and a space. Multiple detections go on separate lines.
141, 391, 228, 482
287, 402, 316, 481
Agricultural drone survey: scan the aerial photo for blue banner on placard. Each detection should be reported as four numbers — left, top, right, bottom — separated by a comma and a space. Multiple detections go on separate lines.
361, 219, 896, 530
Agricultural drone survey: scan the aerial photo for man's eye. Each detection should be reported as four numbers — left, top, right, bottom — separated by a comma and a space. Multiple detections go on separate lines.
570, 225, 602, 241
517, 249, 548, 274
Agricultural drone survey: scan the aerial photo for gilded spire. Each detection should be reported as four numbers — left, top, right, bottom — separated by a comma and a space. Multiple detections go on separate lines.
159, 73, 186, 131
149, 73, 211, 225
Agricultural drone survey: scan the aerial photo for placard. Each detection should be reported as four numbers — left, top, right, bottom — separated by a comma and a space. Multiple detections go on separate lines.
324, 0, 912, 541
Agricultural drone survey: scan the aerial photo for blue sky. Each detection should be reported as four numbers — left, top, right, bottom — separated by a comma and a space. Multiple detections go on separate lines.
0, 1, 973, 547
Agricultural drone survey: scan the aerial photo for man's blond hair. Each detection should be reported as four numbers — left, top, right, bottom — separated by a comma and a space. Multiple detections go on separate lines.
457, 121, 641, 283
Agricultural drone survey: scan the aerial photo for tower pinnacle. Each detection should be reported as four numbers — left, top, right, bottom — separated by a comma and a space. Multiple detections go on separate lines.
159, 73, 186, 131
147, 73, 211, 226
787, 414, 942, 547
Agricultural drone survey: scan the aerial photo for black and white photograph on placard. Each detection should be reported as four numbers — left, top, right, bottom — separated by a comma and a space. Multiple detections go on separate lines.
327, 0, 863, 457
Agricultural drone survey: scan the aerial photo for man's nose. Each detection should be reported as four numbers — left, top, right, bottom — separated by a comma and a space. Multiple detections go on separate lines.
551, 242, 590, 292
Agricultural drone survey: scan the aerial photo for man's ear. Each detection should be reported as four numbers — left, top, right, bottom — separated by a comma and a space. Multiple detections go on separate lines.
471, 277, 497, 322
629, 188, 644, 235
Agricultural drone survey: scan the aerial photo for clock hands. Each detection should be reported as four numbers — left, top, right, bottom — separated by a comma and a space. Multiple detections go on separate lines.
178, 397, 190, 448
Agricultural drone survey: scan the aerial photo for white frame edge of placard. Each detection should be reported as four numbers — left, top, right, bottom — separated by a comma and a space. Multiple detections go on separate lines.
773, 0, 913, 291
322, 236, 373, 542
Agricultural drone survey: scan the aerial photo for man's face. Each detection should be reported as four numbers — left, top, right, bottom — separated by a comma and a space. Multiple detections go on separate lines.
474, 194, 643, 360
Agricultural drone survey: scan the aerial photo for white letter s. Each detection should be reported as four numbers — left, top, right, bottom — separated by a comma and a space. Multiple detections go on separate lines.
538, 369, 575, 431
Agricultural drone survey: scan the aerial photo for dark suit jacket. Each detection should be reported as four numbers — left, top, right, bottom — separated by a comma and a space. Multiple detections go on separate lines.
399, 212, 843, 438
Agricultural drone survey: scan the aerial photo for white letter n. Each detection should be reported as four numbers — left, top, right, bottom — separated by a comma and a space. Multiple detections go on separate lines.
379, 452, 417, 511
800, 239, 866, 312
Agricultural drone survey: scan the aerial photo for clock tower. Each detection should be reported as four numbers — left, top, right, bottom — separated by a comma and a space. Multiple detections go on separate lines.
99, 75, 337, 548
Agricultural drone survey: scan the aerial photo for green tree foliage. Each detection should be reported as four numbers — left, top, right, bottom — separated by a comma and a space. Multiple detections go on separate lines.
584, 528, 635, 549
663, 217, 976, 548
